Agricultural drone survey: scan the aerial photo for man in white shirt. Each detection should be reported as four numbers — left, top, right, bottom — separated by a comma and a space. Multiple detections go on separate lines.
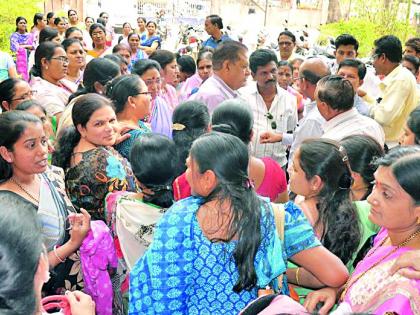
260, 57, 331, 163
317, 75, 385, 147
239, 49, 297, 167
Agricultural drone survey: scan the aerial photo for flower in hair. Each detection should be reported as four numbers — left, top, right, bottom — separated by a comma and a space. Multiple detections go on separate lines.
172, 123, 186, 131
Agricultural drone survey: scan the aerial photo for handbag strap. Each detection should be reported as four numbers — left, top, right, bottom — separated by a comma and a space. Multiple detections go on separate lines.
272, 203, 285, 241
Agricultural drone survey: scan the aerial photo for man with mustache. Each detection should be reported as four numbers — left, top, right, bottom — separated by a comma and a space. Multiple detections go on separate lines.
239, 49, 297, 168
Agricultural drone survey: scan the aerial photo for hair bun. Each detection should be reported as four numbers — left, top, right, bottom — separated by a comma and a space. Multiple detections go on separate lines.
338, 173, 353, 190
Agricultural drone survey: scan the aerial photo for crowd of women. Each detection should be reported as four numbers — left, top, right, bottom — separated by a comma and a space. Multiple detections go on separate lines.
1, 9, 420, 315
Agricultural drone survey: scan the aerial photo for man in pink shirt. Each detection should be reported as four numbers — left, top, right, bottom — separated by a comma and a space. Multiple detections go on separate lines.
190, 41, 250, 112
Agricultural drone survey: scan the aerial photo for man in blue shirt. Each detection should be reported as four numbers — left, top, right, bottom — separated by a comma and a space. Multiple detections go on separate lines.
202, 15, 231, 49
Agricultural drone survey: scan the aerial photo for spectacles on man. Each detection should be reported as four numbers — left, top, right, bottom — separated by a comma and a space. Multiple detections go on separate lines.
51, 56, 69, 64
11, 90, 37, 101
134, 92, 152, 96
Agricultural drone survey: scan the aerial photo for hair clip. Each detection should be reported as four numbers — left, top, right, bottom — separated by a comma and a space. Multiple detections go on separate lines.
172, 123, 186, 131
244, 178, 255, 190
338, 146, 349, 162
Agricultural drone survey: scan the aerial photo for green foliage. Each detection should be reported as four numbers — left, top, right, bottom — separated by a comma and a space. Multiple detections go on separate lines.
0, 0, 43, 53
320, 18, 415, 57
321, 0, 416, 57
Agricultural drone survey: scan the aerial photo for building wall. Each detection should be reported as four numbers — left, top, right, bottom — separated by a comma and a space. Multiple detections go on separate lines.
43, 0, 85, 18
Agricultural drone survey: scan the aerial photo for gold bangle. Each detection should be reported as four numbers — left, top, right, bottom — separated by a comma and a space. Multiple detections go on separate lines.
295, 267, 301, 286
53, 245, 66, 263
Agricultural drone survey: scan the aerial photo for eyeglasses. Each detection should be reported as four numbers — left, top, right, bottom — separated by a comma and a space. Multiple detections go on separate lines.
51, 56, 69, 64
11, 90, 37, 101
134, 92, 152, 97
265, 112, 277, 130
144, 78, 161, 86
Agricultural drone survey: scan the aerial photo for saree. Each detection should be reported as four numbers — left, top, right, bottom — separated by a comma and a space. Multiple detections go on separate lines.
149, 95, 173, 139
338, 228, 420, 314
0, 166, 83, 294
10, 32, 32, 81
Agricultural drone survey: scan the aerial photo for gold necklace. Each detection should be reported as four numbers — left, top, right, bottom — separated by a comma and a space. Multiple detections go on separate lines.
340, 227, 420, 301
10, 176, 40, 204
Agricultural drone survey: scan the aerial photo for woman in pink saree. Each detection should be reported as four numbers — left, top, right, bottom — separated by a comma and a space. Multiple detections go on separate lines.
304, 146, 420, 315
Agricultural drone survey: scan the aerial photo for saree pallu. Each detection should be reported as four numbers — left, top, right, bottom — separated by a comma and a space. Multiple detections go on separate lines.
340, 228, 420, 315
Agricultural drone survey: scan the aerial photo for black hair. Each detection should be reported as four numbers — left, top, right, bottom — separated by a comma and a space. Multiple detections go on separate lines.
15, 17, 28, 32
277, 30, 296, 43
197, 50, 213, 67
146, 21, 157, 28
402, 54, 420, 73
316, 75, 354, 111
211, 99, 253, 145
249, 49, 278, 73
0, 111, 42, 182
31, 41, 62, 78
85, 16, 94, 23
148, 50, 175, 70
89, 23, 106, 38
39, 27, 59, 43
177, 55, 196, 75
47, 12, 55, 20
277, 60, 293, 71
69, 58, 120, 101
112, 43, 130, 54
172, 101, 209, 176
0, 193, 43, 315
206, 14, 223, 29
127, 32, 140, 43
54, 16, 65, 26
374, 35, 402, 63
375, 146, 420, 204
334, 34, 359, 52
15, 99, 46, 116
340, 135, 384, 199
190, 132, 263, 292
130, 133, 177, 208
407, 106, 420, 144
104, 54, 128, 66
212, 41, 247, 71
65, 27, 82, 39
96, 17, 106, 27
122, 22, 132, 29
33, 13, 44, 27
301, 69, 324, 85
405, 37, 420, 54
53, 94, 114, 169
0, 78, 26, 111
338, 59, 367, 80
67, 9, 77, 18
99, 12, 108, 18
298, 138, 360, 264
106, 74, 143, 114
132, 59, 161, 76
61, 38, 82, 52
137, 16, 146, 23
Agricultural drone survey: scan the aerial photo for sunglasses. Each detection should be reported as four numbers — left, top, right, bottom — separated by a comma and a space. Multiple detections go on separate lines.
265, 112, 277, 130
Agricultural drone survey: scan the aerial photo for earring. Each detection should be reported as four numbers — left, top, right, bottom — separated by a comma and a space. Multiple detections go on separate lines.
417, 217, 420, 225
45, 66, 48, 70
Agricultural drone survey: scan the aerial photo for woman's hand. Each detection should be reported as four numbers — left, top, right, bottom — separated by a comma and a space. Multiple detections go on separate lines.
390, 250, 420, 280
68, 208, 91, 248
303, 287, 338, 315
66, 291, 96, 315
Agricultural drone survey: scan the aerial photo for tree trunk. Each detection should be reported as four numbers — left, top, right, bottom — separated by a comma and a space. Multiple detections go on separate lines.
326, 0, 342, 23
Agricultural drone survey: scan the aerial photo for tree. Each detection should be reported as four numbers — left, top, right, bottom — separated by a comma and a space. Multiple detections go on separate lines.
0, 0, 42, 52
327, 0, 342, 23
